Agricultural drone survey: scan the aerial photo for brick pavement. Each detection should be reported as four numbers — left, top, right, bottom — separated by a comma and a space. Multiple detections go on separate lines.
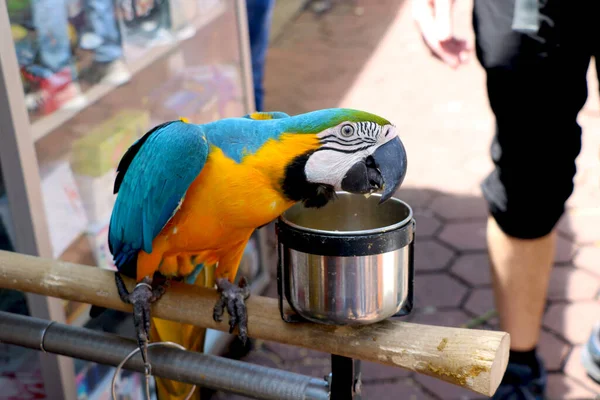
216, 0, 600, 398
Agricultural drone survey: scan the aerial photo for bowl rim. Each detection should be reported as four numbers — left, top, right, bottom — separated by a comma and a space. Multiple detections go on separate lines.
279, 191, 414, 236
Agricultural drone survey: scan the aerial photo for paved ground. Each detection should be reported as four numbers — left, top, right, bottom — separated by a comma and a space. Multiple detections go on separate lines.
216, 0, 600, 399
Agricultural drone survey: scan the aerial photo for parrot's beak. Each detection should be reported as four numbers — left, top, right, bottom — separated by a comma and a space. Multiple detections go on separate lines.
372, 136, 407, 203
341, 136, 407, 204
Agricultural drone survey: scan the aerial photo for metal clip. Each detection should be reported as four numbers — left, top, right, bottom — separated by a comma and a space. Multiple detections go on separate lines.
39, 321, 55, 353
111, 341, 196, 400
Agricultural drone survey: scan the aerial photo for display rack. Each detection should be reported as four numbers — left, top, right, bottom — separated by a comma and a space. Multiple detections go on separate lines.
0, 1, 265, 398
30, 1, 228, 142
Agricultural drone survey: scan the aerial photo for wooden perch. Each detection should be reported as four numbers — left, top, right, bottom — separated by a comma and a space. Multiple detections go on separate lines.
0, 250, 509, 397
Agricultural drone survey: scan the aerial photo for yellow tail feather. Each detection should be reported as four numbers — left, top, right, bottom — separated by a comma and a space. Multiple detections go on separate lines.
151, 264, 216, 400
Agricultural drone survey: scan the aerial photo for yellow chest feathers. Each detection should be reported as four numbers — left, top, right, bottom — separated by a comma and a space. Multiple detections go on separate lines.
180, 133, 320, 229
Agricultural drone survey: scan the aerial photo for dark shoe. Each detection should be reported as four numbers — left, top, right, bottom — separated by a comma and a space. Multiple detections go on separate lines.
492, 355, 546, 400
78, 60, 131, 87
581, 322, 600, 383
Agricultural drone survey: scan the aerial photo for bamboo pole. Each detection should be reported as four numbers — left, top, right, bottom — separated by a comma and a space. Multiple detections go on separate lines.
0, 250, 509, 397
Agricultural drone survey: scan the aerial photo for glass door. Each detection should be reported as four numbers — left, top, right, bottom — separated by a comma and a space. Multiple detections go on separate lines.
2, 0, 261, 398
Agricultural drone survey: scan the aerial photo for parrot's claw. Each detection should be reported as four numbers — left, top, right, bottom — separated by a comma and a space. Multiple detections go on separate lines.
115, 273, 168, 375
213, 277, 251, 344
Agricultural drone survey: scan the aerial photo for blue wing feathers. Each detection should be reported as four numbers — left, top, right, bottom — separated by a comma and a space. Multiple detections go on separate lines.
113, 121, 177, 195
108, 121, 208, 277
108, 113, 303, 278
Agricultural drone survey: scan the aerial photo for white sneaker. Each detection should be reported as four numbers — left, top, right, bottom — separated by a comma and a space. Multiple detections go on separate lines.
101, 60, 132, 86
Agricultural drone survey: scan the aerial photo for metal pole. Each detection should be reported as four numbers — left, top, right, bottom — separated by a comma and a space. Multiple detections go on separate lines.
234, 0, 256, 113
0, 311, 330, 400
330, 355, 361, 400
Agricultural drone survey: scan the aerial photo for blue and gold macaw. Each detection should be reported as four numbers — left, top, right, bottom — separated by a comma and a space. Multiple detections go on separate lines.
97, 108, 407, 399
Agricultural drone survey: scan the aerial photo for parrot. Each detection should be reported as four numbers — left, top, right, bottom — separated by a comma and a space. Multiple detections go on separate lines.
94, 108, 407, 399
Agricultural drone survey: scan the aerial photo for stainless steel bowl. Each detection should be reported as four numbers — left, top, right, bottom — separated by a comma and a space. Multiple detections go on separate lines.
276, 191, 414, 325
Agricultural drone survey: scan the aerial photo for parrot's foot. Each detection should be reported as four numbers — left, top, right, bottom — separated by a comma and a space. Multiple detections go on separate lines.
115, 273, 169, 374
213, 277, 251, 344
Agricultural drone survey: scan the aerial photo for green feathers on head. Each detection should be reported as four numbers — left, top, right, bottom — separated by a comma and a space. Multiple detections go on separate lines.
281, 108, 392, 134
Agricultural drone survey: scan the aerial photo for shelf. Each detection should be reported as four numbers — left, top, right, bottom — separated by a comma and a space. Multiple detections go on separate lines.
31, 1, 227, 142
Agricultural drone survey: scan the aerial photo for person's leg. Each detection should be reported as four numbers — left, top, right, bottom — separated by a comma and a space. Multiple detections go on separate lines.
80, 0, 130, 86
245, 0, 275, 112
30, 0, 71, 74
84, 0, 123, 63
473, 0, 596, 396
487, 218, 555, 351
24, 0, 85, 114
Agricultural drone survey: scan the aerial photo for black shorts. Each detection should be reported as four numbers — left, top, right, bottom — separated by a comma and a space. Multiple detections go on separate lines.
473, 0, 600, 239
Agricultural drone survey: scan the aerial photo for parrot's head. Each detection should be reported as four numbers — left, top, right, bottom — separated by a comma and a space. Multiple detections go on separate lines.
280, 108, 407, 208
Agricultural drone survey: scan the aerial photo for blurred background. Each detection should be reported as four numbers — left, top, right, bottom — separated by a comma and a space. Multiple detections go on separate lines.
1, 0, 600, 399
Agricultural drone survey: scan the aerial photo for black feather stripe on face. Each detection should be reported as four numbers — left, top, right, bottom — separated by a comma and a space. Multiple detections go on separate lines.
281, 151, 336, 208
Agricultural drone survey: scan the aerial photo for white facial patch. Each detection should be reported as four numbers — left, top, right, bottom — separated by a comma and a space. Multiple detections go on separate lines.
304, 122, 398, 189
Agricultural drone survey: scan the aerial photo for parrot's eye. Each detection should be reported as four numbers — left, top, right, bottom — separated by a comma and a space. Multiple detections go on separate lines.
340, 124, 355, 137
